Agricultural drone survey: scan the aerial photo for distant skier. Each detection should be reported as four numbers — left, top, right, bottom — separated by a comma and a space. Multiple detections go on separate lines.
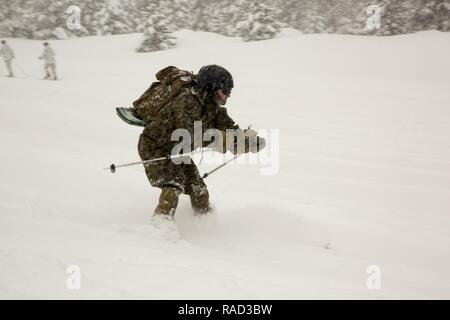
38, 42, 57, 80
135, 65, 266, 220
0, 40, 15, 77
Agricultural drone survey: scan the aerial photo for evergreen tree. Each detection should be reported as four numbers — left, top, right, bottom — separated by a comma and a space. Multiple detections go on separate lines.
236, 2, 282, 41
93, 0, 135, 35
172, 0, 195, 30
411, 0, 450, 31
150, 0, 194, 31
276, 0, 306, 30
412, 0, 439, 31
5, 0, 40, 39
436, 0, 450, 31
191, 0, 209, 32
274, 0, 333, 33
205, 6, 225, 34
0, 2, 15, 37
300, 3, 328, 34
377, 1, 414, 35
136, 7, 176, 52
221, 1, 243, 36
327, 0, 360, 34
78, 1, 107, 36
32, 0, 75, 39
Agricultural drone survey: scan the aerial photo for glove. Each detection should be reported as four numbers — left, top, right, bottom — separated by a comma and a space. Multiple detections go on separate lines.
244, 128, 258, 137
248, 136, 266, 153
257, 137, 266, 151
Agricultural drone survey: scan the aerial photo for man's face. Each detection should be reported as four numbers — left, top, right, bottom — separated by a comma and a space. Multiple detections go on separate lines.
214, 89, 231, 106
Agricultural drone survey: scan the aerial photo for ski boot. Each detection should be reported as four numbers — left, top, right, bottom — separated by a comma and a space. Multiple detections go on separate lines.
153, 187, 180, 219
190, 189, 213, 215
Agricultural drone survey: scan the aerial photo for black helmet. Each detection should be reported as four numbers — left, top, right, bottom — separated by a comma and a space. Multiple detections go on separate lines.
197, 64, 233, 94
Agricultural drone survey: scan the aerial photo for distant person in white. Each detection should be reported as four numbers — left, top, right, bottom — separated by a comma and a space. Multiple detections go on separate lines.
0, 40, 15, 77
38, 42, 57, 80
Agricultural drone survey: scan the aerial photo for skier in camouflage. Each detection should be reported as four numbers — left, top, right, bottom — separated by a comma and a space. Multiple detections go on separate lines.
137, 65, 265, 219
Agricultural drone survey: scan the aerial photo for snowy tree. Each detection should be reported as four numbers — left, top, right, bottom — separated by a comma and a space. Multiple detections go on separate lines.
300, 6, 328, 33
136, 8, 176, 52
0, 0, 39, 38
32, 0, 75, 39
411, 0, 450, 32
77, 1, 106, 36
0, 2, 15, 37
411, 0, 440, 31
191, 0, 210, 32
204, 6, 225, 34
155, 0, 193, 31
236, 2, 282, 41
375, 1, 414, 35
276, 0, 305, 30
221, 1, 243, 36
134, 0, 192, 33
326, 0, 360, 34
0, 0, 76, 39
274, 0, 333, 33
171, 0, 195, 30
436, 0, 450, 31
93, 0, 135, 35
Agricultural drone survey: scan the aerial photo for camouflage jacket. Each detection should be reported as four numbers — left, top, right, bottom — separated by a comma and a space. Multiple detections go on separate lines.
141, 84, 241, 155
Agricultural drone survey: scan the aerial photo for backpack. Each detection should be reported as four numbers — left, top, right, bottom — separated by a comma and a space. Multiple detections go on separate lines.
133, 66, 195, 123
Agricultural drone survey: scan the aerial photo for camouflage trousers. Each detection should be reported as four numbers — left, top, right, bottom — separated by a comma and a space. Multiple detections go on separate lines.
138, 133, 210, 215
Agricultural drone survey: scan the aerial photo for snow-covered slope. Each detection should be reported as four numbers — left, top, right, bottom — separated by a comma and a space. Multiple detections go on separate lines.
1, 29, 449, 299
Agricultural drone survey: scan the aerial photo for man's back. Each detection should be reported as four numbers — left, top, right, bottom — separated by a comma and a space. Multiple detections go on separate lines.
142, 85, 236, 154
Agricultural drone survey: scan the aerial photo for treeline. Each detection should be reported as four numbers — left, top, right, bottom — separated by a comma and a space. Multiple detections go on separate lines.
0, 0, 449, 43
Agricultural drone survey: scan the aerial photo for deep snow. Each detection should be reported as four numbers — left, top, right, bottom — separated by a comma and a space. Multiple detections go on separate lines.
0, 29, 449, 299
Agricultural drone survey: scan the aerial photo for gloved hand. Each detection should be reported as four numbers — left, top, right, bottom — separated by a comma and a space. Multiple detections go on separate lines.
257, 136, 266, 151
248, 136, 266, 153
244, 128, 258, 137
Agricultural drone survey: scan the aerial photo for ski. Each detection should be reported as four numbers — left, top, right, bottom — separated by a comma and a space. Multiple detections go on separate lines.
116, 107, 145, 127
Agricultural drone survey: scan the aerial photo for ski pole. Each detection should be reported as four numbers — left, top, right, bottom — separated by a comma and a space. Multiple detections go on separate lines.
201, 153, 241, 179
107, 126, 253, 175
201, 125, 252, 179
105, 148, 216, 173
